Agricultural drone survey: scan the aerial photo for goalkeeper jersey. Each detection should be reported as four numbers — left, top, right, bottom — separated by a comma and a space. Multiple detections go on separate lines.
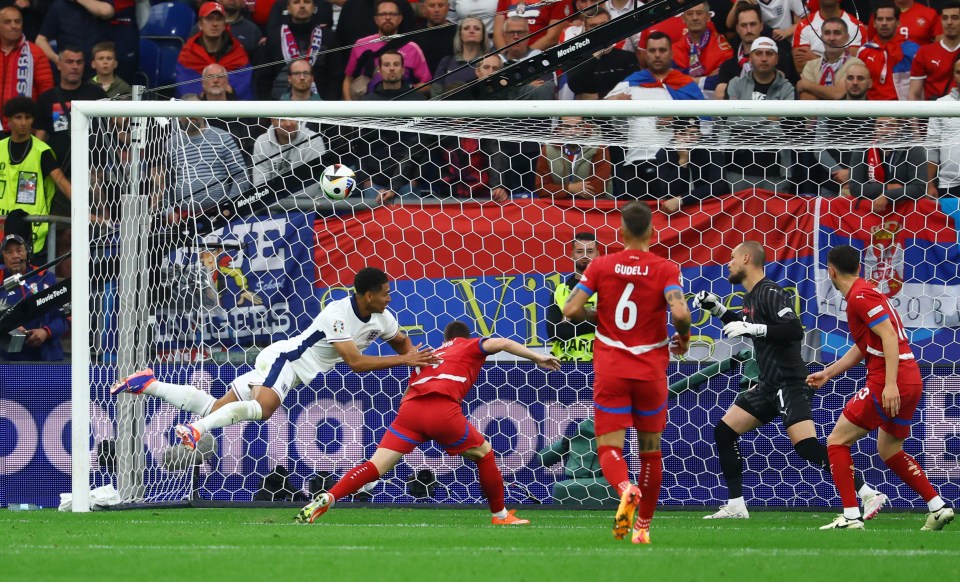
263, 295, 400, 386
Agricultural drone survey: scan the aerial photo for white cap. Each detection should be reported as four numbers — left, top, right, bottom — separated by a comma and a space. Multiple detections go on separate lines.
750, 37, 778, 54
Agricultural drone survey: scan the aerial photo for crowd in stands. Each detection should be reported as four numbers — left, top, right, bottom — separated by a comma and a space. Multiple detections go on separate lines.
0, 0, 959, 288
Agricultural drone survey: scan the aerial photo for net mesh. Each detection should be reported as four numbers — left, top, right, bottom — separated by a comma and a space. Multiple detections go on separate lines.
82, 104, 960, 508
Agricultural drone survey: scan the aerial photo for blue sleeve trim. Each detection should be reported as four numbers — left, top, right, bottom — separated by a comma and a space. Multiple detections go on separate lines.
574, 282, 594, 296
478, 338, 492, 355
868, 314, 890, 328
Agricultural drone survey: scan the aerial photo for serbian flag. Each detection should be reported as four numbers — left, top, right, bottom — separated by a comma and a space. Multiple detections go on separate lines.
815, 197, 960, 363
622, 69, 704, 100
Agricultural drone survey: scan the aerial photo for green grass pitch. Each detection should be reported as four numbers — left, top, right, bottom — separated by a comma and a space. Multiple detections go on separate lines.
2, 507, 955, 581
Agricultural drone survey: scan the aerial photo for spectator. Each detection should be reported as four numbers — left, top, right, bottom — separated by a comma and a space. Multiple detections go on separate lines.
265, 0, 333, 34
35, 47, 106, 276
0, 0, 49, 41
605, 31, 703, 203
358, 50, 430, 204
792, 0, 866, 76
812, 63, 873, 194
448, 0, 497, 33
199, 63, 263, 163
336, 0, 417, 49
535, 116, 611, 199
0, 96, 70, 256
716, 2, 794, 100
671, 2, 732, 97
415, 0, 457, 75
841, 120, 929, 211
431, 16, 488, 98
545, 232, 598, 362
493, 0, 567, 51
259, 0, 341, 101
0, 233, 67, 362
35, 0, 114, 68
565, 8, 640, 100
176, 2, 253, 100
281, 58, 323, 101
726, 0, 803, 42
929, 59, 960, 196
867, 0, 940, 46
205, 0, 263, 58
857, 1, 918, 101
252, 117, 327, 208
0, 6, 53, 134
724, 36, 796, 193
342, 0, 431, 100
498, 16, 555, 99
909, 1, 960, 101
436, 54, 510, 201
165, 94, 252, 219
797, 17, 865, 100
89, 41, 131, 98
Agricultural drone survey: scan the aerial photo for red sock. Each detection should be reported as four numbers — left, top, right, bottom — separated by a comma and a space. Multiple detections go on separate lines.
474, 451, 506, 514
884, 450, 938, 502
635, 451, 662, 528
598, 445, 631, 495
328, 461, 380, 501
827, 444, 859, 509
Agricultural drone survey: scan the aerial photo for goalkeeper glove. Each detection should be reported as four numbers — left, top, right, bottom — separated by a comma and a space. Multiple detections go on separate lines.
722, 321, 767, 339
693, 291, 727, 317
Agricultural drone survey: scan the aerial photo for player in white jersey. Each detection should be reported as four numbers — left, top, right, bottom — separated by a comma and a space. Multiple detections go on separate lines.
111, 267, 437, 449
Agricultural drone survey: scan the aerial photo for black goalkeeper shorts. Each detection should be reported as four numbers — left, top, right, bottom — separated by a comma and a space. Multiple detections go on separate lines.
734, 382, 815, 428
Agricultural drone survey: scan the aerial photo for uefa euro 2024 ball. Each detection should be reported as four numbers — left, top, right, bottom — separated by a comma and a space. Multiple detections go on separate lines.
320, 164, 357, 200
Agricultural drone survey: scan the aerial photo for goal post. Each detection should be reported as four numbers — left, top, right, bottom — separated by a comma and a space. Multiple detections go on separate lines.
69, 98, 960, 512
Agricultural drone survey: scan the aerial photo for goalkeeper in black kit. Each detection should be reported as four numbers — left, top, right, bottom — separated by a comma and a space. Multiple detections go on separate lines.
695, 241, 885, 520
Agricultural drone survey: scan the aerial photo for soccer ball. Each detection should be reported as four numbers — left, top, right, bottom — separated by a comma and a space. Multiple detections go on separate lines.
320, 164, 357, 200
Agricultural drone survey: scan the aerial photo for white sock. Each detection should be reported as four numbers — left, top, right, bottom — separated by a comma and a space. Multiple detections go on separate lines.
728, 496, 746, 508
144, 381, 216, 416
843, 507, 862, 520
858, 483, 878, 498
492, 508, 508, 519
928, 496, 946, 512
193, 401, 262, 433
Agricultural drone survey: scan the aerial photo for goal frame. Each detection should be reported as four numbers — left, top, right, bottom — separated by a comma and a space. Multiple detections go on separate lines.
68, 98, 956, 512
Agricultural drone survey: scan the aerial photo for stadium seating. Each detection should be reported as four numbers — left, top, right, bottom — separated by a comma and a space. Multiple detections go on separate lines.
140, 2, 196, 42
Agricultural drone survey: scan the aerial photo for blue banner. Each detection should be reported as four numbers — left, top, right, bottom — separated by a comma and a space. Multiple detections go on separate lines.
3, 364, 959, 509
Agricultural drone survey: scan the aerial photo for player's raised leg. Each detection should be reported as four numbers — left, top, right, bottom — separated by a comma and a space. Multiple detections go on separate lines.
297, 447, 402, 524
876, 428, 954, 531
112, 368, 216, 416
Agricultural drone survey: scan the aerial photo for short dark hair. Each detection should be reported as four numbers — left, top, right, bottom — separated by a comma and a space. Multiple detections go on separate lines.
444, 321, 472, 340
374, 0, 400, 13
821, 16, 848, 32
827, 245, 861, 276
354, 267, 389, 295
874, 0, 898, 19
734, 1, 762, 25
573, 232, 596, 246
739, 240, 766, 267
646, 30, 671, 48
3, 95, 35, 119
380, 49, 405, 67
92, 41, 116, 57
621, 201, 652, 238
59, 46, 84, 58
942, 0, 960, 13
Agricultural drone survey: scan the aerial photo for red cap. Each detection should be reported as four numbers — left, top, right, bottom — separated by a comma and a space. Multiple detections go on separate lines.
199, 2, 225, 18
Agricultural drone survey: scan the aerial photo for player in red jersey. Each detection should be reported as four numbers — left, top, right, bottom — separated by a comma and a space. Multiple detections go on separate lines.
867, 0, 941, 45
807, 245, 955, 531
563, 201, 692, 545
296, 321, 561, 525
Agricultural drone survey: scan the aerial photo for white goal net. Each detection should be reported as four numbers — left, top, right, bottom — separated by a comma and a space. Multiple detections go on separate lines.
68, 99, 960, 512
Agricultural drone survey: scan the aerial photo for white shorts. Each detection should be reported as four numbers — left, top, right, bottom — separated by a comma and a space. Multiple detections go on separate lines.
229, 349, 301, 402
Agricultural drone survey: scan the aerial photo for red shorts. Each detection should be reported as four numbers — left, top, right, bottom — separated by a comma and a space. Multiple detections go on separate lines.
842, 381, 922, 440
378, 395, 485, 456
593, 375, 668, 436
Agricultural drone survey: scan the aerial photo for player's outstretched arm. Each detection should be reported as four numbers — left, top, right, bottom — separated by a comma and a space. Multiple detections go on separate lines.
806, 344, 864, 389
333, 338, 437, 373
481, 338, 562, 371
